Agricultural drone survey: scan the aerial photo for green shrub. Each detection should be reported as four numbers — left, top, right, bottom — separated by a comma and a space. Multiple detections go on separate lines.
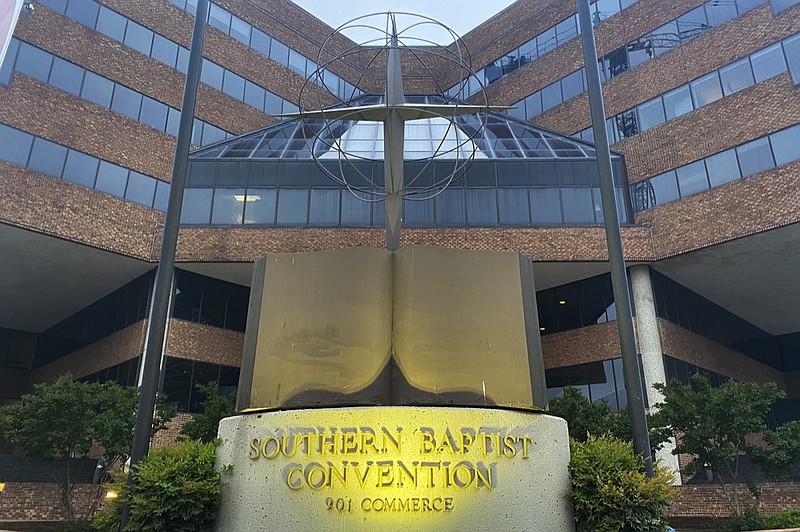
764, 509, 800, 529
569, 434, 676, 532
92, 440, 223, 531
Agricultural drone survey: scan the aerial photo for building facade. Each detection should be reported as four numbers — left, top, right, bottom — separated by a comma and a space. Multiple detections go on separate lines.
1, 0, 799, 494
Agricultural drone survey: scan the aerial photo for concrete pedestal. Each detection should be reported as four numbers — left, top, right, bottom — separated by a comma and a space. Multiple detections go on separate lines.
214, 407, 574, 531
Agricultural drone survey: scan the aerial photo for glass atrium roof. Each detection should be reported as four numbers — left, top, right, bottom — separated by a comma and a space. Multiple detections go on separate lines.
190, 95, 615, 161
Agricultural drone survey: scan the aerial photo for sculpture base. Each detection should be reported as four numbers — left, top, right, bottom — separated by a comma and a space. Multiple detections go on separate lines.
214, 407, 574, 531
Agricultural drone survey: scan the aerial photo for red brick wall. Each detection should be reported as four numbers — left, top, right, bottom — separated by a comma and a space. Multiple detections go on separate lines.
151, 411, 194, 449
165, 319, 244, 367
667, 482, 800, 525
0, 482, 104, 522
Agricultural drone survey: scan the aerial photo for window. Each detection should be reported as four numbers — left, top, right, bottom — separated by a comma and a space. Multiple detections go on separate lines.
770, 124, 800, 165
309, 189, 340, 225
222, 71, 245, 100
784, 34, 800, 84
123, 21, 154, 56
531, 188, 562, 224
0, 125, 33, 167
524, 92, 543, 118
139, 98, 169, 130
110, 85, 143, 120
662, 85, 694, 119
154, 181, 170, 211
537, 27, 557, 56
96, 7, 127, 41
200, 60, 224, 91
637, 98, 666, 130
561, 188, 595, 224
28, 138, 67, 177
288, 50, 307, 76
466, 189, 498, 225
676, 6, 707, 40
16, 43, 52, 82
82, 72, 115, 107
270, 40, 290, 66
649, 171, 679, 206
125, 171, 156, 207
151, 34, 179, 67
736, 137, 775, 177
244, 81, 266, 110
63, 150, 99, 187
555, 16, 578, 44
705, 148, 741, 186
211, 188, 246, 224
705, 1, 737, 26
498, 189, 530, 225
719, 57, 755, 95
181, 188, 213, 223
276, 189, 309, 224
49, 58, 84, 95
561, 70, 584, 101
208, 4, 232, 34
676, 160, 709, 196
690, 72, 723, 107
751, 43, 787, 82
251, 28, 271, 56
541, 82, 562, 111
95, 161, 129, 197
230, 16, 251, 45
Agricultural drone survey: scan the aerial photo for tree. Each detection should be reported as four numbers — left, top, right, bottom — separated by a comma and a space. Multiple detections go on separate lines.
0, 375, 173, 521
179, 381, 236, 443
549, 386, 632, 442
649, 374, 793, 515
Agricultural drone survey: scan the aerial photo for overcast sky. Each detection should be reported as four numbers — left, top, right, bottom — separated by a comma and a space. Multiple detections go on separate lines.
290, 0, 517, 45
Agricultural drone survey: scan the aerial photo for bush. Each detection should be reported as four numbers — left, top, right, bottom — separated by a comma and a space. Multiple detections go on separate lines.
764, 509, 800, 529
92, 440, 224, 531
549, 386, 632, 442
569, 434, 676, 532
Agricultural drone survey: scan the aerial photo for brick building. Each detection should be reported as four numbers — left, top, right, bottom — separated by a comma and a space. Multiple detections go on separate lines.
1, 0, 799, 523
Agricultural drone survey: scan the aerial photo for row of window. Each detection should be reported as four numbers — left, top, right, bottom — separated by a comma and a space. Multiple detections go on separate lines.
0, 124, 169, 211
37, 0, 302, 118
82, 356, 141, 388
512, 0, 770, 122
576, 34, 800, 143
546, 358, 634, 410
35, 273, 153, 368
173, 269, 249, 332
449, 0, 640, 98
537, 273, 617, 335
0, 39, 231, 147
630, 123, 800, 211
180, 183, 628, 228
165, 0, 360, 101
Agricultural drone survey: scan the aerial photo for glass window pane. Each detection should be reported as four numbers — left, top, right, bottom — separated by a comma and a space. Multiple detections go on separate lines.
211, 188, 246, 224
705, 2, 737, 27
288, 49, 307, 76
28, 137, 67, 177
49, 57, 84, 95
222, 71, 245, 100
200, 59, 224, 91
125, 171, 156, 207
466, 189, 497, 225
676, 160, 709, 197
151, 34, 179, 67
181, 188, 213, 223
561, 70, 584, 101
110, 85, 143, 119
340, 192, 371, 226
123, 21, 153, 55
154, 180, 170, 211
166, 107, 181, 137
736, 137, 775, 177
498, 189, 530, 225
525, 92, 543, 118
690, 72, 723, 107
662, 85, 693, 120
705, 148, 741, 187
16, 43, 52, 82
770, 124, 800, 166
719, 57, 755, 96
637, 98, 666, 130
276, 188, 309, 224
309, 189, 340, 225
270, 39, 289, 66
561, 187, 594, 224
176, 46, 190, 74
95, 160, 129, 197
677, 6, 707, 38
251, 28, 271, 56
82, 71, 115, 108
434, 188, 466, 225
651, 21, 679, 56
241, 188, 275, 224
208, 4, 232, 34
537, 27, 557, 56
230, 16, 251, 44
649, 171, 679, 206
541, 82, 562, 111
201, 123, 226, 146
66, 0, 99, 27
530, 188, 562, 224
63, 150, 99, 187
0, 125, 34, 166
589, 360, 618, 408
555, 16, 578, 44
140, 97, 169, 131
96, 7, 127, 41
783, 34, 800, 85
244, 81, 266, 110
750, 43, 787, 83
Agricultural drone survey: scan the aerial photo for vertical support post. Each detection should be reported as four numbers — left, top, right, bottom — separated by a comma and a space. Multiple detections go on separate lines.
119, 0, 209, 527
577, 0, 653, 476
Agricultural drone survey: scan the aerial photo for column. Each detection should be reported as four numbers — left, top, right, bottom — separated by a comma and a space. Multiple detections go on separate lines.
630, 264, 681, 482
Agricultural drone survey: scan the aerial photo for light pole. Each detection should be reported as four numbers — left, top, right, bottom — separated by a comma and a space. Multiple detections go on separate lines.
119, 0, 210, 527
577, 0, 654, 476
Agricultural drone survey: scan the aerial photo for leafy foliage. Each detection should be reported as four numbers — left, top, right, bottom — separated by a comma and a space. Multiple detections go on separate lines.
569, 434, 676, 532
749, 420, 800, 480
549, 386, 631, 442
0, 375, 174, 521
179, 381, 236, 443
122, 440, 224, 531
